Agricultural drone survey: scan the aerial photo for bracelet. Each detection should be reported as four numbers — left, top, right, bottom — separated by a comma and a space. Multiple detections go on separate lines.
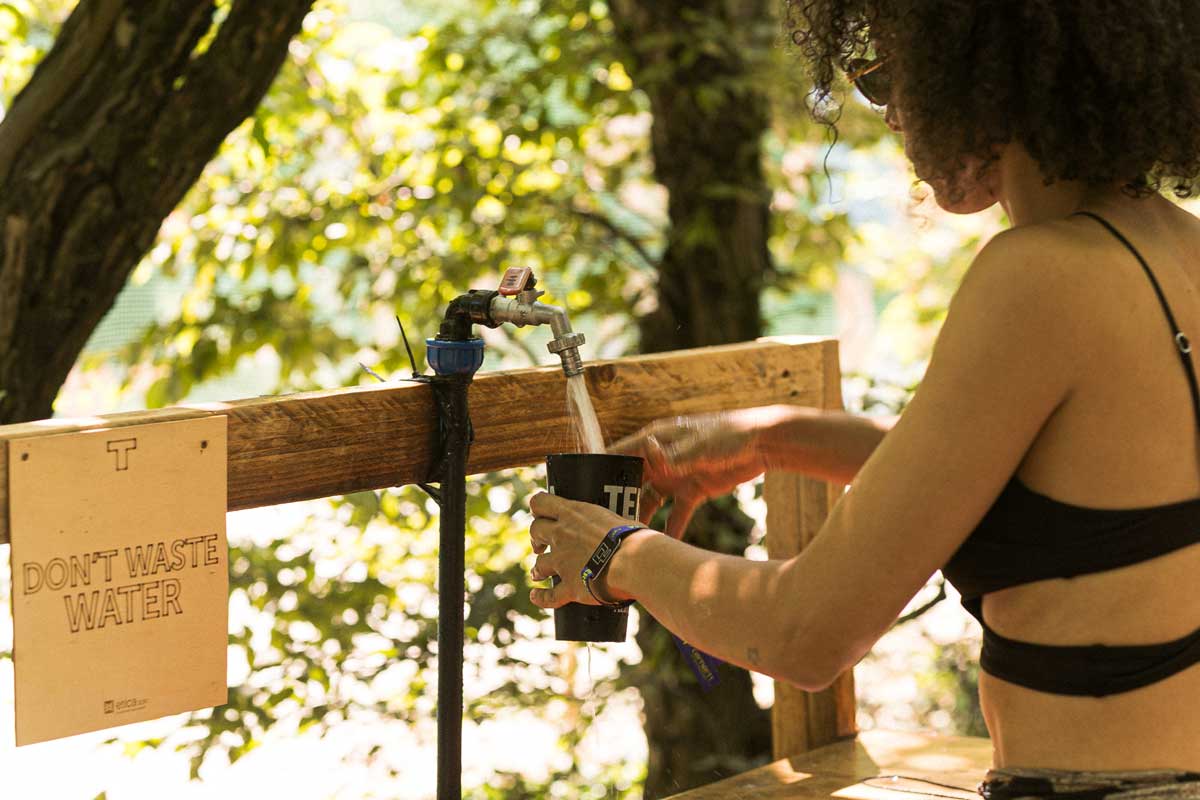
583, 577, 626, 607
580, 523, 647, 608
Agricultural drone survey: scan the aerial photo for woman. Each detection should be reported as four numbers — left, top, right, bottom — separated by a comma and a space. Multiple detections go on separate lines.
528, 3, 1200, 796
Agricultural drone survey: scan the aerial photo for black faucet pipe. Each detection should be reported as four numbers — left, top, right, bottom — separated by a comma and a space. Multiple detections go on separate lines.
432, 372, 472, 800
437, 290, 500, 341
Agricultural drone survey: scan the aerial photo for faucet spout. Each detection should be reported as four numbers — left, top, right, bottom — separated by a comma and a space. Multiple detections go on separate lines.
481, 268, 586, 377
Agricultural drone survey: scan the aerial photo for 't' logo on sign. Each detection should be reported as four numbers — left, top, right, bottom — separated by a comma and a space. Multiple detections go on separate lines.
106, 438, 137, 471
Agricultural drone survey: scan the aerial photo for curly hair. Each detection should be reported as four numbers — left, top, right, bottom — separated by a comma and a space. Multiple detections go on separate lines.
785, 1, 1200, 202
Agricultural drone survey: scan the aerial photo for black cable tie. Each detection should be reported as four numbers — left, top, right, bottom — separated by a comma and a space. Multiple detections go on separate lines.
396, 315, 423, 379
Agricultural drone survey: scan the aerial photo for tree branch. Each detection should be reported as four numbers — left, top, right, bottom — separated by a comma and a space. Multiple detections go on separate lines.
570, 207, 659, 270
0, 0, 124, 185
891, 578, 948, 628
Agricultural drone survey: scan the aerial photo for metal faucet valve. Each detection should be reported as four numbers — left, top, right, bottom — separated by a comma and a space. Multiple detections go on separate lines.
498, 266, 535, 297
498, 266, 546, 307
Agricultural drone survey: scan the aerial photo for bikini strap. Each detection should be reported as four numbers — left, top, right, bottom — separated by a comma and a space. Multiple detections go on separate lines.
1071, 210, 1200, 434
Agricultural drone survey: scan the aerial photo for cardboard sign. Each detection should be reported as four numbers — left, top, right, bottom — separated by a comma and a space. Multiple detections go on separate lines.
8, 416, 228, 745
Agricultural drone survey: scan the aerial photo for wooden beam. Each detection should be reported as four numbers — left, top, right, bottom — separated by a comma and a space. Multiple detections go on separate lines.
0, 337, 835, 544
763, 337, 857, 758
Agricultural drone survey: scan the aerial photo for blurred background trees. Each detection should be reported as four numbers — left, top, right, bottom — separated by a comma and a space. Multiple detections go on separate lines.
0, 0, 1002, 797
0, 0, 313, 424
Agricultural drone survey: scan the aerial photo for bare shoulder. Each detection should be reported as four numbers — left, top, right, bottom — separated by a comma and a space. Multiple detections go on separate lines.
958, 220, 1109, 299
972, 204, 1200, 294
959, 208, 1200, 359
936, 222, 1099, 388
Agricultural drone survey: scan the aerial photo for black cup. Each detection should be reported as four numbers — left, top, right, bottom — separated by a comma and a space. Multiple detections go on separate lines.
545, 453, 644, 642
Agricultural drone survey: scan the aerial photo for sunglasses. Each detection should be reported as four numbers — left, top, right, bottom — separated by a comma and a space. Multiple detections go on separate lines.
846, 56, 891, 106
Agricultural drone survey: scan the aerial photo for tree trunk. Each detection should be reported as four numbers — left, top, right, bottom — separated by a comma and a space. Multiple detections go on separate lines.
608, 1, 777, 796
0, 0, 313, 425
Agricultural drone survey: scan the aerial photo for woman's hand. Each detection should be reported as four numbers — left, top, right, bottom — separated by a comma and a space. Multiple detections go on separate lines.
527, 491, 656, 609
608, 407, 784, 540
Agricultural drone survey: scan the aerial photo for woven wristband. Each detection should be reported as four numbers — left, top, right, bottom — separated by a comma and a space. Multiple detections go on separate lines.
580, 523, 646, 607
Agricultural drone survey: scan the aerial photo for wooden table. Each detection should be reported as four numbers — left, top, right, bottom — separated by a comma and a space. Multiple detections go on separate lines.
666, 730, 993, 799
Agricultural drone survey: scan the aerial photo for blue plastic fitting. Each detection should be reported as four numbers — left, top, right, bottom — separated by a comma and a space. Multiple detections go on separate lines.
426, 337, 485, 376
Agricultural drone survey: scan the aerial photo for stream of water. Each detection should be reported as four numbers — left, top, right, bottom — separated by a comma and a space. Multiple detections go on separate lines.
566, 373, 605, 454
564, 375, 603, 715
565, 374, 603, 702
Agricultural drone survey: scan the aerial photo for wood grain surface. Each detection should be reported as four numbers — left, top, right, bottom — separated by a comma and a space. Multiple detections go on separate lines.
665, 729, 991, 800
0, 337, 835, 544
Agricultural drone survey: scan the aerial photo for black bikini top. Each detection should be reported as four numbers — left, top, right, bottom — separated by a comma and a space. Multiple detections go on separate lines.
940, 211, 1200, 697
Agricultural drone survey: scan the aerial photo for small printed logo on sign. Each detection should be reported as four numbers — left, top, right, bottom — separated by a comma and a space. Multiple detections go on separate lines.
105, 697, 148, 715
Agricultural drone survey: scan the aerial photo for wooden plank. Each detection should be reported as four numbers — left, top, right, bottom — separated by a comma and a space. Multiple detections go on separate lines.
764, 338, 857, 759
0, 337, 835, 544
664, 729, 991, 800
765, 473, 858, 757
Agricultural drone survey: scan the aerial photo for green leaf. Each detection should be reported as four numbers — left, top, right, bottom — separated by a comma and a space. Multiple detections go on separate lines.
144, 376, 171, 409
345, 490, 380, 529
0, 4, 28, 39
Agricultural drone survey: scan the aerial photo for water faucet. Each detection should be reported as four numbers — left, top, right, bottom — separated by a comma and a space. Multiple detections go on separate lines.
436, 267, 585, 377
423, 269, 595, 797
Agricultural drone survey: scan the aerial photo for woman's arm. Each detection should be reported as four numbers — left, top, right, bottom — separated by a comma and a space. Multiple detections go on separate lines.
608, 405, 899, 537
602, 530, 827, 688
756, 406, 899, 486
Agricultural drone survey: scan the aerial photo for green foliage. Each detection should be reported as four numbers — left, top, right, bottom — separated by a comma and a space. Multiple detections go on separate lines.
0, 0, 72, 106
916, 640, 988, 738
111, 0, 655, 400
166, 469, 633, 790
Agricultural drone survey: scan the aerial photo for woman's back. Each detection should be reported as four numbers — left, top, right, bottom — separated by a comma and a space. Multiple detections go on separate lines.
978, 197, 1200, 768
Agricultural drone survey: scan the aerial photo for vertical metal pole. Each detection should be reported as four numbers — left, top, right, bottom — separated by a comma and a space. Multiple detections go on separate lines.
434, 374, 470, 800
